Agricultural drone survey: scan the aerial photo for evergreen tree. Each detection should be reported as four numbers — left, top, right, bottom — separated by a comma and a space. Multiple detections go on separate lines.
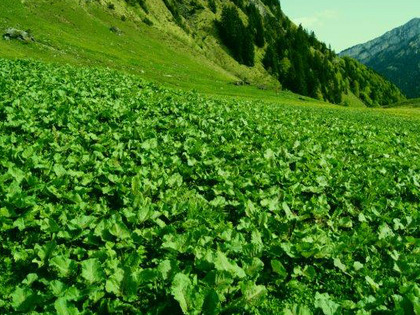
247, 4, 265, 48
263, 46, 278, 74
218, 6, 255, 66
208, 0, 216, 13
242, 27, 255, 66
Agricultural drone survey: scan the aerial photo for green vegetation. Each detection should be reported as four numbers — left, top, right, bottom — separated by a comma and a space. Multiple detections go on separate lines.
0, 0, 286, 100
0, 1, 418, 314
217, 6, 255, 67
387, 98, 420, 108
342, 57, 405, 107
208, 0, 217, 13
124, 0, 149, 13
1, 59, 419, 314
189, 0, 404, 106
246, 3, 265, 48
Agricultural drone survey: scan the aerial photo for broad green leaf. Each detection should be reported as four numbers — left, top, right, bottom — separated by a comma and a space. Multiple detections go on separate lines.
264, 148, 275, 160
63, 286, 81, 301
81, 259, 105, 284
158, 260, 173, 280
10, 287, 36, 312
353, 261, 364, 271
54, 297, 80, 315
54, 164, 67, 177
34, 241, 57, 266
271, 260, 287, 279
50, 280, 67, 296
22, 273, 38, 286
378, 223, 394, 240
283, 304, 312, 315
109, 220, 131, 239
241, 281, 267, 304
282, 202, 294, 219
50, 256, 76, 277
365, 276, 380, 291
333, 258, 347, 272
315, 292, 339, 315
168, 173, 183, 187
9, 167, 25, 183
171, 273, 192, 314
105, 268, 124, 295
202, 289, 219, 315
214, 251, 246, 278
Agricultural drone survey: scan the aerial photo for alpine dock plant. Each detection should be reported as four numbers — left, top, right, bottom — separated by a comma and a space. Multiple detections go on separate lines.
0, 59, 419, 314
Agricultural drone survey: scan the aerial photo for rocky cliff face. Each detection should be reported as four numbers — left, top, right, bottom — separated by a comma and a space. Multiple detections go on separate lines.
340, 18, 420, 98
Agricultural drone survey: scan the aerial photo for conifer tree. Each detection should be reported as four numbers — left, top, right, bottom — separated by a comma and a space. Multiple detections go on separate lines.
218, 6, 255, 66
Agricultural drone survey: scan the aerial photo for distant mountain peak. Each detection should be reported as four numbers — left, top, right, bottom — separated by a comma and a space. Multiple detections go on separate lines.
340, 18, 419, 62
407, 17, 420, 24
340, 18, 420, 98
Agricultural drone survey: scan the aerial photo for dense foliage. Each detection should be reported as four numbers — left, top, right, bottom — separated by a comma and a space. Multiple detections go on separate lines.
210, 1, 404, 105
124, 0, 148, 13
0, 59, 419, 314
208, 0, 217, 13
217, 6, 255, 67
246, 3, 265, 48
366, 48, 420, 99
263, 24, 343, 103
342, 57, 406, 107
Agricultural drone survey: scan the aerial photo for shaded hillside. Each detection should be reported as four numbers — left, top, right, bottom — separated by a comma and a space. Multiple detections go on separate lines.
340, 18, 420, 98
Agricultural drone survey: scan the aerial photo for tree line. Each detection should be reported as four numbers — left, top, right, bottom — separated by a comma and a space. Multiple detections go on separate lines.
216, 1, 404, 105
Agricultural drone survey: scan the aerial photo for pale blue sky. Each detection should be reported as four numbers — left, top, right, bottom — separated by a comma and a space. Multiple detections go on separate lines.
281, 0, 420, 52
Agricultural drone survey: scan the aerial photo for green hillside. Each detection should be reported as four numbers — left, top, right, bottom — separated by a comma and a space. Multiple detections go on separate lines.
0, 0, 419, 314
0, 59, 419, 314
0, 0, 405, 106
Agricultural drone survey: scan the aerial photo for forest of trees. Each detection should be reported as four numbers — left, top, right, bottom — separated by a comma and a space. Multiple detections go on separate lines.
342, 57, 404, 106
217, 6, 255, 67
216, 3, 265, 65
216, 2, 404, 105
263, 23, 344, 103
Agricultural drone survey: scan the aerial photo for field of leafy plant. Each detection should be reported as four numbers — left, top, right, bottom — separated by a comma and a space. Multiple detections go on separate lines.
0, 59, 419, 314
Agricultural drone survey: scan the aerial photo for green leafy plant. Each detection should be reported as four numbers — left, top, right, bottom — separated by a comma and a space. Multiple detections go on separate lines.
0, 59, 419, 314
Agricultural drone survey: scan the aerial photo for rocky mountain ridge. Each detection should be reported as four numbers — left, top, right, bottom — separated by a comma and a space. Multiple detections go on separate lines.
340, 18, 420, 97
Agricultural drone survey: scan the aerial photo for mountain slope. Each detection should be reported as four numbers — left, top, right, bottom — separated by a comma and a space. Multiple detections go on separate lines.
0, 0, 405, 106
142, 0, 405, 106
340, 18, 420, 98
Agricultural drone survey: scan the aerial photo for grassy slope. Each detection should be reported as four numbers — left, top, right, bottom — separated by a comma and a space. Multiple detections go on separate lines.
342, 92, 367, 108
388, 98, 420, 108
0, 0, 294, 103
382, 98, 420, 117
